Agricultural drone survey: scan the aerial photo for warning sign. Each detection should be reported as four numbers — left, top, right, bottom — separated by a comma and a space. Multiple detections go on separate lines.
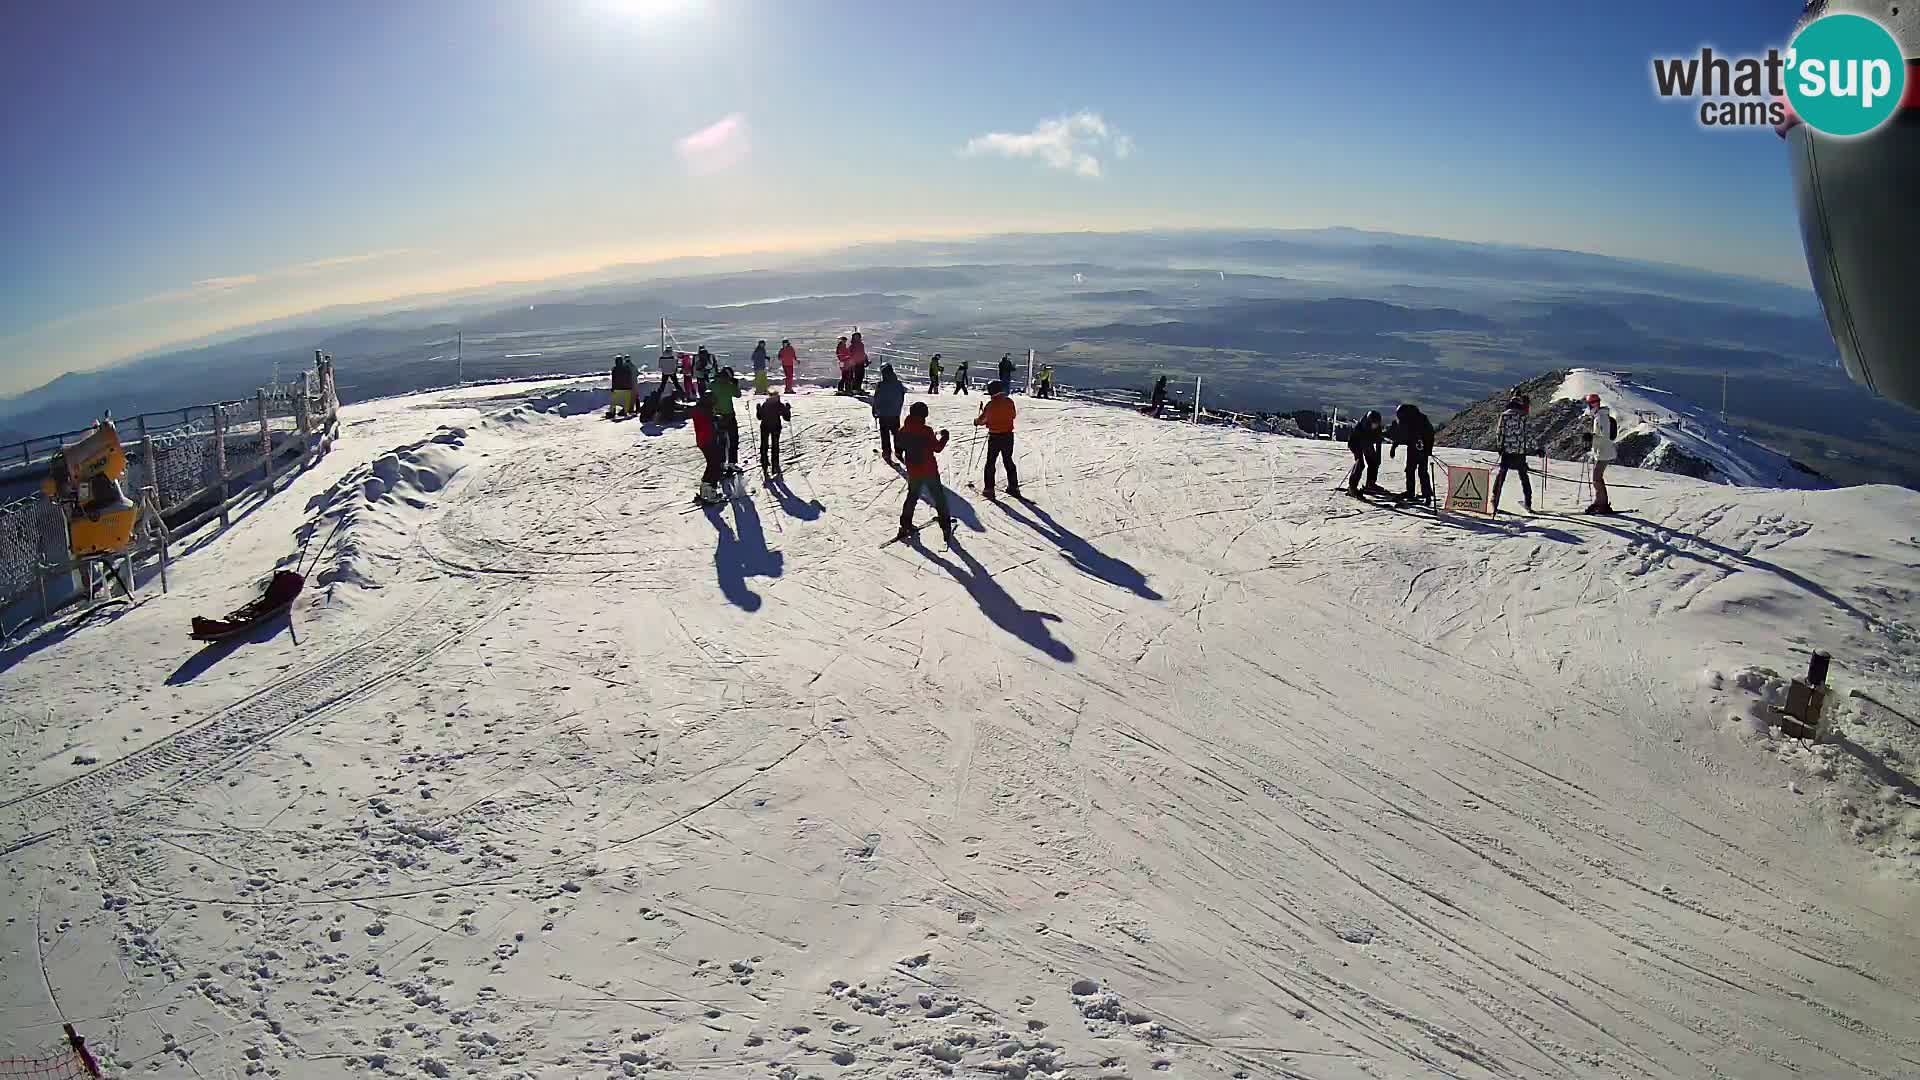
1445, 464, 1493, 514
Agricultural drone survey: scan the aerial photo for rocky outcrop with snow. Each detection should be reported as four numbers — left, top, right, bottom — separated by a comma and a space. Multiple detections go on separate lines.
1438, 368, 1832, 489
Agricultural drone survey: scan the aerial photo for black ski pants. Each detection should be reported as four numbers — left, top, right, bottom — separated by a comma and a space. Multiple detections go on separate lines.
984, 432, 1019, 493
1403, 447, 1433, 501
1493, 453, 1532, 508
901, 476, 952, 533
1347, 444, 1380, 492
700, 442, 724, 486
877, 416, 901, 460
759, 428, 781, 470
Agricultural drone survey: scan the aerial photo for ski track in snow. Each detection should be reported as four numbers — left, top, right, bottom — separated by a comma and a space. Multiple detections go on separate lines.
1, 376, 1916, 1079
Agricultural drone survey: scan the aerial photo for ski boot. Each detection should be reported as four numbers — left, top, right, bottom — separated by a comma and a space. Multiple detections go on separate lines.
697, 483, 725, 506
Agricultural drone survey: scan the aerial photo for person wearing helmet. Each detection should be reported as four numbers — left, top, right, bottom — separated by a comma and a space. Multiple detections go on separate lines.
998, 353, 1016, 392
954, 358, 971, 395
835, 336, 852, 394
751, 340, 770, 395
713, 366, 743, 472
1345, 409, 1385, 497
1492, 395, 1535, 514
872, 364, 907, 463
607, 354, 635, 419
691, 392, 725, 504
1582, 392, 1617, 514
756, 389, 791, 474
974, 380, 1021, 499
849, 332, 870, 394
928, 353, 943, 394
778, 339, 797, 393
1386, 403, 1435, 505
894, 401, 953, 543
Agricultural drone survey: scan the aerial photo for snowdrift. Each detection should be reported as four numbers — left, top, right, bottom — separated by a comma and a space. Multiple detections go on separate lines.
1, 376, 1916, 1080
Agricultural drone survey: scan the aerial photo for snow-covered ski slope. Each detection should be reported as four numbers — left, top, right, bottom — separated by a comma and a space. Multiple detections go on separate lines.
3, 376, 1917, 1080
1556, 369, 1828, 490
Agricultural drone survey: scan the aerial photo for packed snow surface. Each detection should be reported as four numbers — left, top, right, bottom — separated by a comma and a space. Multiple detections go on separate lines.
2, 376, 1917, 1079
1556, 368, 1828, 490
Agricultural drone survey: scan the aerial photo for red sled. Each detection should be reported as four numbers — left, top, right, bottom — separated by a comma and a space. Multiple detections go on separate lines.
190, 570, 305, 642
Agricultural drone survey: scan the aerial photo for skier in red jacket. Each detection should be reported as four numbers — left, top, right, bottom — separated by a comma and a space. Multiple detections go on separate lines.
848, 331, 870, 394
691, 394, 725, 504
778, 339, 797, 393
894, 401, 953, 542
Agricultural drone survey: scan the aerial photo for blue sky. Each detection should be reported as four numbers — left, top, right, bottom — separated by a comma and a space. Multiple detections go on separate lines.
1, 0, 1811, 396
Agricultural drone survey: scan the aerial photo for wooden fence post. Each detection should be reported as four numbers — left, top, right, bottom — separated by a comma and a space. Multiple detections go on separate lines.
213, 403, 230, 528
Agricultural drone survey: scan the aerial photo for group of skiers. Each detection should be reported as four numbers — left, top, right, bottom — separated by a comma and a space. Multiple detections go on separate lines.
685, 364, 793, 504
1342, 391, 1618, 515
923, 354, 974, 395
835, 333, 870, 395
861, 362, 1024, 539
649, 335, 1043, 510
641, 330, 1623, 524
1343, 404, 1439, 505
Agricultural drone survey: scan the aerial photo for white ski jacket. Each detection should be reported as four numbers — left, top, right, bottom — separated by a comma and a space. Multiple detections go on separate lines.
1588, 405, 1617, 463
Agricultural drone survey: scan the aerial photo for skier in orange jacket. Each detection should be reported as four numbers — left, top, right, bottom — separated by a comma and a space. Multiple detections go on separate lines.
972, 381, 1020, 499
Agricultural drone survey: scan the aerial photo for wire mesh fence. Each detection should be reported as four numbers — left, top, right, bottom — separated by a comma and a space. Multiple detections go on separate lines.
0, 360, 342, 630
0, 1025, 102, 1078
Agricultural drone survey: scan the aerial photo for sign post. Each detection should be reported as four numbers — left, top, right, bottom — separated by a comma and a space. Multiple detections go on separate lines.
1443, 463, 1493, 515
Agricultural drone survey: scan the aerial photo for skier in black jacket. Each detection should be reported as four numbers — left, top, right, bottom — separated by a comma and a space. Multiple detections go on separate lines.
1345, 410, 1385, 496
756, 390, 791, 473
1386, 403, 1435, 504
998, 353, 1016, 393
1149, 375, 1169, 418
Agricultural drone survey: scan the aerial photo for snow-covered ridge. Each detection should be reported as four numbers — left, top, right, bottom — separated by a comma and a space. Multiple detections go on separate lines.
1555, 368, 1831, 490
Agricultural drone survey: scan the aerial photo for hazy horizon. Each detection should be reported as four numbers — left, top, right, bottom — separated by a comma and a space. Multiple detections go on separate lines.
0, 224, 1820, 401
4, 1, 1816, 397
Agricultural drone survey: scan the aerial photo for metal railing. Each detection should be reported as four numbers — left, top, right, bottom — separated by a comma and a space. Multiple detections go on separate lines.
0, 362, 340, 634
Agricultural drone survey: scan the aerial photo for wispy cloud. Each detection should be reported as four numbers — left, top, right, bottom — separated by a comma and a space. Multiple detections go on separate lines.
676, 113, 751, 175
287, 249, 417, 274
191, 274, 261, 292
962, 111, 1134, 178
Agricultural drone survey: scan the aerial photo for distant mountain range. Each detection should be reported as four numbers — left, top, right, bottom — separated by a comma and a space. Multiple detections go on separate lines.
7, 227, 1913, 488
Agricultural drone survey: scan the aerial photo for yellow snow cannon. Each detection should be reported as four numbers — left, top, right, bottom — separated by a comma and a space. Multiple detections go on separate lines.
40, 419, 142, 559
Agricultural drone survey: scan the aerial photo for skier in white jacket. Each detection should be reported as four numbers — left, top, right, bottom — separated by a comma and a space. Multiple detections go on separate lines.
1582, 393, 1616, 514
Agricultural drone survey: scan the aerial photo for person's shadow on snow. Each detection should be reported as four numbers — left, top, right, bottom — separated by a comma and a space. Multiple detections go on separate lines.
938, 486, 988, 534
913, 537, 1074, 662
993, 499, 1162, 600
766, 474, 823, 522
704, 492, 783, 611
